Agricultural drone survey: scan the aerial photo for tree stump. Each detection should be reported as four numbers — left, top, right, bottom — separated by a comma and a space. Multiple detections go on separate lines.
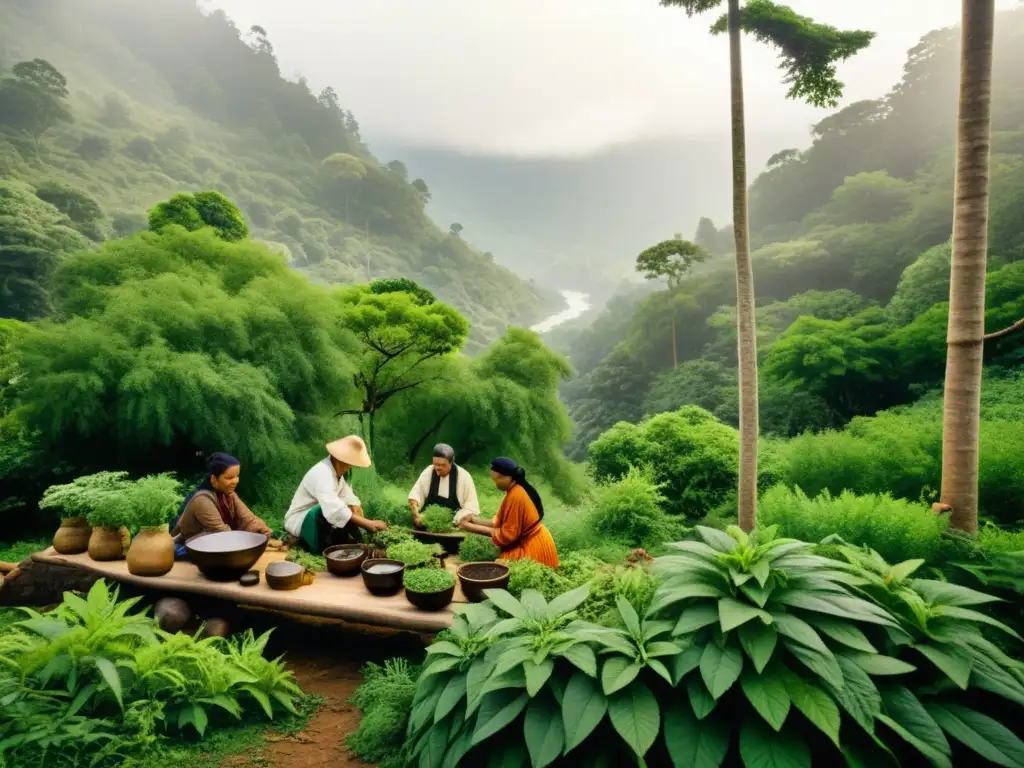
0, 557, 103, 607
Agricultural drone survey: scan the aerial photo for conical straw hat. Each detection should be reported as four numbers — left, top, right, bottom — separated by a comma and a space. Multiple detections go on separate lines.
326, 435, 371, 468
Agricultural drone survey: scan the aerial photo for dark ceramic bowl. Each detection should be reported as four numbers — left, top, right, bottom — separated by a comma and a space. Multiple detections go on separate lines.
457, 562, 511, 603
186, 531, 268, 582
360, 558, 406, 596
265, 560, 313, 590
411, 529, 464, 556
405, 583, 455, 611
323, 544, 367, 577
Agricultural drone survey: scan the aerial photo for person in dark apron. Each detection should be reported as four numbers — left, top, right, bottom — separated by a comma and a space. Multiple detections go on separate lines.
408, 443, 481, 528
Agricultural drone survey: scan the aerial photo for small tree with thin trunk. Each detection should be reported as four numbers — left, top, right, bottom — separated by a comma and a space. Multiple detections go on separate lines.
661, 0, 873, 531
635, 239, 708, 369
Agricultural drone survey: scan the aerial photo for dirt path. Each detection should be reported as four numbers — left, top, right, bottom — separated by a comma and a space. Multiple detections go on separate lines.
220, 611, 429, 768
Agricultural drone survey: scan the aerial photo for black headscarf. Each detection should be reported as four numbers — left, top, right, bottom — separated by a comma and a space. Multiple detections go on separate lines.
490, 457, 544, 519
170, 453, 240, 530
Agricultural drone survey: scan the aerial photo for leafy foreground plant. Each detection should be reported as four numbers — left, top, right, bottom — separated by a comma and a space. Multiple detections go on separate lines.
347, 658, 420, 767
0, 580, 304, 767
829, 540, 1024, 767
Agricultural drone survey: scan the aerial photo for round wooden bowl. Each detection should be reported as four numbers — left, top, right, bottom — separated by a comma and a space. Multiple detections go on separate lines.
360, 558, 406, 596
265, 560, 313, 590
405, 584, 455, 611
323, 544, 367, 577
186, 531, 268, 582
457, 562, 511, 603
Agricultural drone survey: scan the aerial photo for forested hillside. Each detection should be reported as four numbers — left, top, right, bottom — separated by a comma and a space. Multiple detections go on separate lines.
0, 0, 552, 351
560, 6, 1024, 458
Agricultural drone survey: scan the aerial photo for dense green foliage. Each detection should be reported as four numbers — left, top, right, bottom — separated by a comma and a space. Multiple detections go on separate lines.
0, 0, 551, 352
347, 659, 420, 768
404, 567, 456, 594
560, 6, 1024, 459
421, 505, 457, 533
387, 540, 443, 568
0, 580, 304, 767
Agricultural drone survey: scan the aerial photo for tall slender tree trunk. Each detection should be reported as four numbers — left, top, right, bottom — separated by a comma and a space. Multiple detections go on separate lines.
728, 0, 759, 533
671, 314, 678, 369
941, 0, 995, 535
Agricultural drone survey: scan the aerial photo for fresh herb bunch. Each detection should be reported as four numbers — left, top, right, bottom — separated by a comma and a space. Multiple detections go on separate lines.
347, 658, 420, 767
368, 527, 413, 552
39, 471, 132, 520
387, 540, 441, 567
122, 473, 183, 529
506, 558, 569, 600
404, 568, 455, 593
420, 505, 455, 533
457, 533, 499, 562
286, 549, 326, 573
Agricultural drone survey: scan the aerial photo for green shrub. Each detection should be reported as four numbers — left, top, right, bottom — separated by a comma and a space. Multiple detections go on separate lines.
404, 568, 455, 593
758, 484, 948, 564
458, 534, 499, 562
347, 658, 419, 768
420, 505, 455, 533
588, 406, 739, 519
386, 540, 441, 567
506, 558, 568, 600
588, 466, 678, 548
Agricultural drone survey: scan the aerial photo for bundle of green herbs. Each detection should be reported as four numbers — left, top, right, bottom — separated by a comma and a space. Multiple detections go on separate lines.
386, 539, 441, 567
419, 505, 455, 533
404, 567, 455, 594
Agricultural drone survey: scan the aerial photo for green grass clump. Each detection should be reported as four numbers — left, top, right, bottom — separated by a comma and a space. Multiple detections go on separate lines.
758, 484, 948, 565
420, 505, 455, 533
0, 539, 48, 563
403, 568, 455, 593
386, 540, 441, 567
346, 659, 418, 767
286, 549, 326, 572
506, 559, 568, 600
458, 534, 499, 562
368, 527, 414, 552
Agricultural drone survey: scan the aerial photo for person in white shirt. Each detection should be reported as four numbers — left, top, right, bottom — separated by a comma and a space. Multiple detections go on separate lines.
408, 443, 480, 529
284, 435, 388, 552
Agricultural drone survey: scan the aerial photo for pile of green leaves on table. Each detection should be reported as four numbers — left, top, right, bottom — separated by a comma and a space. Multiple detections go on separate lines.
0, 580, 304, 767
387, 539, 442, 567
420, 505, 456, 533
405, 568, 456, 593
402, 526, 1024, 767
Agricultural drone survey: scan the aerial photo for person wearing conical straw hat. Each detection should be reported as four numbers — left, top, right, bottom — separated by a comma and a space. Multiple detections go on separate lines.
284, 435, 388, 552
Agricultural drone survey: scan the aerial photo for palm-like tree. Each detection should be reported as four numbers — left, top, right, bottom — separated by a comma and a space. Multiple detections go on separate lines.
939, 0, 996, 535
660, 0, 873, 531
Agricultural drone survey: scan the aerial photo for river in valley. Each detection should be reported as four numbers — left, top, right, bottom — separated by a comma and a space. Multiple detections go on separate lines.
531, 290, 592, 333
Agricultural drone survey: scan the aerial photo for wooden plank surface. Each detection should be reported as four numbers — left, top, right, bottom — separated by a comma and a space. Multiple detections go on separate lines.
32, 548, 462, 633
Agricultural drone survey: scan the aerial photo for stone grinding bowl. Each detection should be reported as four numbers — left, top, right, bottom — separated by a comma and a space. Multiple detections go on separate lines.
186, 531, 268, 582
323, 544, 367, 577
457, 562, 511, 603
360, 558, 406, 596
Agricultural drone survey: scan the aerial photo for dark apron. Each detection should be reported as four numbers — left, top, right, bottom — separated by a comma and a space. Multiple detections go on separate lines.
425, 465, 461, 512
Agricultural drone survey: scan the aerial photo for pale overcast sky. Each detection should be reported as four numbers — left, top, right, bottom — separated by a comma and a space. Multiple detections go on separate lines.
210, 0, 1016, 157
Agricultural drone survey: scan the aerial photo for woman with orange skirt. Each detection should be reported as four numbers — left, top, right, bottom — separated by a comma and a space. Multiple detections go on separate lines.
458, 457, 559, 568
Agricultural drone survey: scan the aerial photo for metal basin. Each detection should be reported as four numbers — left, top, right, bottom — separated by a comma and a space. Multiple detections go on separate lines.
185, 531, 268, 581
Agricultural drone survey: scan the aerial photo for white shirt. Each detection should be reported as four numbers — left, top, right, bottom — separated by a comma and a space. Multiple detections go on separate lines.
408, 464, 480, 524
284, 458, 361, 537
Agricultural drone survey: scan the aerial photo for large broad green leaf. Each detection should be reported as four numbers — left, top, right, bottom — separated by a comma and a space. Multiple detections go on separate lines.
888, 559, 926, 582
649, 584, 725, 616
913, 645, 971, 690
880, 686, 951, 766
465, 657, 496, 714
971, 654, 1024, 706
616, 595, 642, 636
601, 656, 642, 696
741, 578, 776, 609
485, 589, 528, 618
719, 597, 772, 633
696, 526, 738, 553
89, 656, 124, 708
675, 605, 721, 635
546, 583, 591, 619
411, 674, 451, 733
560, 643, 597, 678
740, 667, 790, 731
472, 690, 530, 746
521, 589, 549, 620
442, 723, 475, 768
700, 640, 744, 699
525, 659, 555, 697
666, 540, 723, 561
937, 606, 1022, 639
805, 615, 876, 653
847, 652, 917, 677
493, 646, 535, 678
751, 558, 771, 587
926, 701, 1024, 767
435, 675, 467, 723
780, 670, 840, 747
663, 701, 729, 768
608, 681, 660, 758
673, 643, 704, 684
739, 716, 811, 768
418, 718, 452, 767
739, 622, 779, 673
426, 641, 464, 658
783, 641, 843, 690
687, 676, 717, 720
561, 671, 607, 752
828, 656, 882, 733
773, 592, 897, 627
772, 613, 829, 654
523, 695, 565, 768
912, 579, 1002, 607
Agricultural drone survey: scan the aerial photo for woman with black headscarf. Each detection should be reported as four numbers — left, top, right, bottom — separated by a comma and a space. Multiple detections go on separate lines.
170, 453, 279, 556
458, 457, 558, 567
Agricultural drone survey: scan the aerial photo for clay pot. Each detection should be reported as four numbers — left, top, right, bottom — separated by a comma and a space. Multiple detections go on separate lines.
127, 526, 175, 577
88, 526, 128, 561
53, 516, 91, 555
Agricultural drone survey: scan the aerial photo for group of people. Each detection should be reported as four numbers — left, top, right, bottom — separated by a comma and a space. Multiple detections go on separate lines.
170, 435, 559, 568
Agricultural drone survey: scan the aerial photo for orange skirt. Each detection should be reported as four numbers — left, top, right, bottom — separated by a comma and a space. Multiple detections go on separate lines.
496, 524, 559, 569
